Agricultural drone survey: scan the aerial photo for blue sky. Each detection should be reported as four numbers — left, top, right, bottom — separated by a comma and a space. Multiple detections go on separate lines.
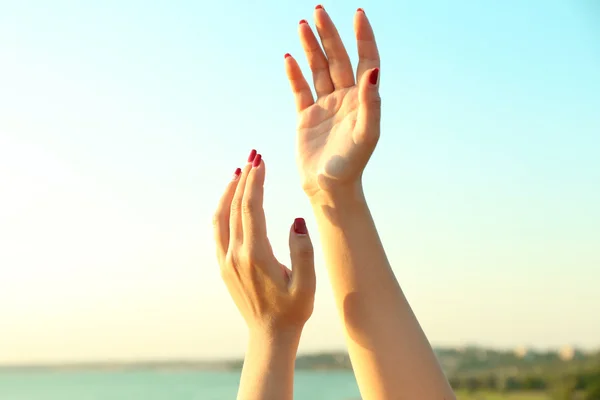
0, 0, 598, 363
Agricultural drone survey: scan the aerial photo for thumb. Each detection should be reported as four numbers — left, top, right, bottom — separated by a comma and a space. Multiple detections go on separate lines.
289, 217, 316, 296
356, 67, 381, 146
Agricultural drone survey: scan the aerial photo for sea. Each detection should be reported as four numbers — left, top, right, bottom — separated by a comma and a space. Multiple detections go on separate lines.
0, 370, 361, 400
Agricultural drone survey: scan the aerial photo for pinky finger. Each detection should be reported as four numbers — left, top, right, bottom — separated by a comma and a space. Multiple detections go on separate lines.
213, 167, 242, 264
284, 54, 315, 112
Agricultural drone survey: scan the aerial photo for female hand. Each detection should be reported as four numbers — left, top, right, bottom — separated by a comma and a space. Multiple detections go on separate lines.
284, 6, 381, 200
213, 150, 316, 336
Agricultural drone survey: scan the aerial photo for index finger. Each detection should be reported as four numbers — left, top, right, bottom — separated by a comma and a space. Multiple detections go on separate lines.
241, 154, 268, 247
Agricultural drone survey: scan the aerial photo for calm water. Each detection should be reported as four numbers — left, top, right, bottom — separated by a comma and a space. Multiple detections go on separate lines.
0, 370, 361, 400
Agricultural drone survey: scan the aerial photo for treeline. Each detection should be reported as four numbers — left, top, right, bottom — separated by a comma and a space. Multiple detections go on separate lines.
286, 346, 600, 399
448, 369, 600, 399
438, 347, 600, 399
434, 347, 595, 375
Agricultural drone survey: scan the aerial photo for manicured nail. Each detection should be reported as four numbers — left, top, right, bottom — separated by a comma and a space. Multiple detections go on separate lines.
357, 8, 364, 13
369, 68, 379, 85
284, 53, 292, 59
233, 167, 242, 180
252, 154, 262, 168
315, 5, 324, 10
248, 149, 257, 163
294, 218, 308, 235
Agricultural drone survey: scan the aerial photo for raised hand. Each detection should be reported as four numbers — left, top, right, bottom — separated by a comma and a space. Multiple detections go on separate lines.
285, 6, 381, 200
213, 150, 316, 334
283, 8, 456, 399
213, 150, 317, 400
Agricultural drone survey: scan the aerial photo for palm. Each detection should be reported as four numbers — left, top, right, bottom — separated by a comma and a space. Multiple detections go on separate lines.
285, 8, 380, 197
297, 87, 362, 195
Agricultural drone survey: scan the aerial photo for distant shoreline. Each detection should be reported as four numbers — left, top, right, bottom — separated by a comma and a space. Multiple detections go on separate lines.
0, 360, 243, 372
2, 346, 598, 373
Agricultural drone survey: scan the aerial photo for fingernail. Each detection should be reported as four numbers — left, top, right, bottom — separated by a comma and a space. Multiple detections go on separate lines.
299, 19, 308, 25
284, 53, 292, 59
315, 5, 324, 10
369, 68, 379, 85
294, 218, 308, 235
233, 167, 242, 180
252, 154, 262, 168
248, 149, 257, 163
357, 8, 364, 13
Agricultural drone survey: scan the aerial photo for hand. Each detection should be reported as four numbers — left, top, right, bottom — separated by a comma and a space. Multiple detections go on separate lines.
213, 150, 316, 336
285, 7, 381, 200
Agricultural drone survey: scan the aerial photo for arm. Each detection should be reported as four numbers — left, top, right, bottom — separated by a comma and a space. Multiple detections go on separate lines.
311, 185, 455, 399
237, 330, 301, 400
213, 150, 316, 400
283, 6, 455, 398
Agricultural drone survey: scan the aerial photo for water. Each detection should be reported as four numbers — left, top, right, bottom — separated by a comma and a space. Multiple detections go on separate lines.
0, 370, 361, 400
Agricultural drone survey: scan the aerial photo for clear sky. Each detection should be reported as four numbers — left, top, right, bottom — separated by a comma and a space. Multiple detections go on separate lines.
1, 0, 599, 364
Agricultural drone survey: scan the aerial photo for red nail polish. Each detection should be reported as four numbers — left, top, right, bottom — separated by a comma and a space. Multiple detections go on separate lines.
315, 4, 324, 10
294, 218, 308, 235
369, 68, 379, 85
284, 53, 292, 59
233, 167, 242, 179
248, 149, 257, 163
357, 8, 364, 13
252, 154, 262, 168
299, 19, 308, 25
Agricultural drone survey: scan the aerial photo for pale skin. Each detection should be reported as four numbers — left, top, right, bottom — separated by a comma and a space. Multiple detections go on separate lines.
284, 6, 456, 400
213, 151, 316, 400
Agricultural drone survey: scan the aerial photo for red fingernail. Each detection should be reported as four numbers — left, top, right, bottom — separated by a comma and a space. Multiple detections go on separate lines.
299, 19, 308, 25
248, 149, 257, 163
252, 154, 262, 168
369, 68, 379, 85
315, 5, 324, 10
233, 167, 242, 180
294, 218, 308, 235
357, 8, 364, 13
284, 53, 291, 59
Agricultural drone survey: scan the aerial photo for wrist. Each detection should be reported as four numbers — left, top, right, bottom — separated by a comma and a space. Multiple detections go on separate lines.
239, 327, 301, 400
248, 326, 302, 354
308, 181, 367, 209
309, 183, 369, 220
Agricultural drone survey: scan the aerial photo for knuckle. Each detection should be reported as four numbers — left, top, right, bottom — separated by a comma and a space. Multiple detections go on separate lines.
219, 255, 236, 282
219, 264, 232, 282
301, 241, 315, 254
243, 246, 265, 264
212, 210, 223, 228
229, 245, 244, 263
229, 199, 242, 214
235, 248, 251, 265
371, 96, 382, 108
293, 244, 314, 259
241, 198, 257, 215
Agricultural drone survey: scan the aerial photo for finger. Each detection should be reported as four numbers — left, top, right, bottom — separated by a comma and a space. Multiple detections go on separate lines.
289, 218, 316, 296
241, 153, 269, 248
284, 53, 315, 112
213, 167, 242, 263
314, 5, 355, 90
356, 68, 381, 147
354, 9, 380, 82
230, 150, 257, 245
298, 19, 335, 98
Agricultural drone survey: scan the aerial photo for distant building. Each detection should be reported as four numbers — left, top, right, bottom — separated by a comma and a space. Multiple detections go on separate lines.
559, 345, 578, 361
514, 346, 529, 359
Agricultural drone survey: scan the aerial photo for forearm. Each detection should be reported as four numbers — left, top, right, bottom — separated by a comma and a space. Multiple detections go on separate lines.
311, 185, 455, 399
237, 329, 301, 400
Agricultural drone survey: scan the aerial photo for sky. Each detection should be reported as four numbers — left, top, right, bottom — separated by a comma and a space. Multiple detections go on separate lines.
0, 0, 599, 364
